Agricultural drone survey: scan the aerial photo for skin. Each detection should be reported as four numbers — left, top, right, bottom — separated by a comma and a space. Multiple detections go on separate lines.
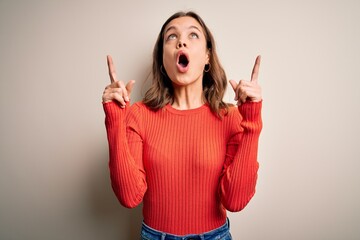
162, 16, 209, 110
229, 55, 262, 106
102, 18, 262, 108
102, 55, 135, 107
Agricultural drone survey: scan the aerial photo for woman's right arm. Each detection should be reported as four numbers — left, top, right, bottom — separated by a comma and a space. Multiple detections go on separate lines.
102, 55, 146, 208
103, 102, 147, 208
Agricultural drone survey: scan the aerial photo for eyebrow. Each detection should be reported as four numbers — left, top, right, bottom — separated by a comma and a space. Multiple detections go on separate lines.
164, 25, 202, 34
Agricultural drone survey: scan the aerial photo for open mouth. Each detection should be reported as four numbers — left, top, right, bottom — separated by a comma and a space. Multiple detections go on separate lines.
176, 51, 189, 73
178, 54, 189, 67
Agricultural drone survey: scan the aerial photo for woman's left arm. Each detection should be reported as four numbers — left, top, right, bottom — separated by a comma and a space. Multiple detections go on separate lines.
219, 101, 262, 212
219, 56, 263, 211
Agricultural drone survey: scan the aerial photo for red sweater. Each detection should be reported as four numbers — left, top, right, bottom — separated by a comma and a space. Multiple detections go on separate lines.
103, 101, 262, 235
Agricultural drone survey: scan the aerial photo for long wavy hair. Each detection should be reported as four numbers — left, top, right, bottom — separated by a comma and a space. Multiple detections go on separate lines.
143, 11, 229, 118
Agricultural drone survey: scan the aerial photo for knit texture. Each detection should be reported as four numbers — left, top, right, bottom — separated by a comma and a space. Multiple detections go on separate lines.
103, 101, 262, 235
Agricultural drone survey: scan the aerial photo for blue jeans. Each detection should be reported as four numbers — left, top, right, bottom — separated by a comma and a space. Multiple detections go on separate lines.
140, 218, 232, 240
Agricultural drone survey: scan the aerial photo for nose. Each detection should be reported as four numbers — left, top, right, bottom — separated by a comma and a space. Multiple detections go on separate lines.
176, 40, 187, 49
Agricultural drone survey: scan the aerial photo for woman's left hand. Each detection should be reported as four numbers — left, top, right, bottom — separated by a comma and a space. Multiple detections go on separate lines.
229, 55, 262, 105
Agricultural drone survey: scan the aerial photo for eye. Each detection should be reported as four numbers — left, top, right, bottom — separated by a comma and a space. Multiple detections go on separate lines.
190, 32, 199, 39
166, 34, 177, 41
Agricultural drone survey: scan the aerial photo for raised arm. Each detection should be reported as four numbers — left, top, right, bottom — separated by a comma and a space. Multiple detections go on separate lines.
102, 55, 146, 208
220, 56, 263, 211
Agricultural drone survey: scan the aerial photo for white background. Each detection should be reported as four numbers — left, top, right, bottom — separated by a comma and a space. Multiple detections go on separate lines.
1, 0, 359, 239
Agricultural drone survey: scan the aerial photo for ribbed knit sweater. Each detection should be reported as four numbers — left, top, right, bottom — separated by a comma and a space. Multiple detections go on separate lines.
103, 100, 262, 235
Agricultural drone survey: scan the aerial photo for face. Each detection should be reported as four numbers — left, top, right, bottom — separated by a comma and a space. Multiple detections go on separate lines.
162, 16, 210, 88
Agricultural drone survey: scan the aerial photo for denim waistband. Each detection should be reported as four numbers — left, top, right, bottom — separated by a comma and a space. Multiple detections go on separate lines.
141, 218, 231, 240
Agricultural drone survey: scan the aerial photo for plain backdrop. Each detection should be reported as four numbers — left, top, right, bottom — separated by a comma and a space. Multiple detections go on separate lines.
1, 0, 359, 239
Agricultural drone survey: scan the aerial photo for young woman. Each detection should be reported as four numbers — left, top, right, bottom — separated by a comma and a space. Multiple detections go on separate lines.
102, 11, 262, 240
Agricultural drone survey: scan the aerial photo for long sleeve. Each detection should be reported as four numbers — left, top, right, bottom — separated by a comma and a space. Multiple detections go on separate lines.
103, 102, 147, 208
219, 101, 262, 212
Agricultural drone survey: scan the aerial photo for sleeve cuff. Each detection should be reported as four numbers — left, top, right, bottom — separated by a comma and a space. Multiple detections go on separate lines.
103, 101, 127, 124
238, 101, 262, 122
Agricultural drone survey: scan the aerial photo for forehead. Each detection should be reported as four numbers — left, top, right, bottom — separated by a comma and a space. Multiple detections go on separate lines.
164, 16, 203, 32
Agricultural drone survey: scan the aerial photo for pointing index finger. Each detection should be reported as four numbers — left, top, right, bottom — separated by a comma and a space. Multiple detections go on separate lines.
107, 55, 117, 83
251, 55, 261, 83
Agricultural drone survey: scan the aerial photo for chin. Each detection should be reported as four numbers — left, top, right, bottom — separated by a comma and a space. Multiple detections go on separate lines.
167, 67, 204, 86
173, 77, 202, 87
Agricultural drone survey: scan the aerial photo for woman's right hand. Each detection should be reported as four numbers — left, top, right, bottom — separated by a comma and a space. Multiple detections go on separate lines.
102, 55, 135, 108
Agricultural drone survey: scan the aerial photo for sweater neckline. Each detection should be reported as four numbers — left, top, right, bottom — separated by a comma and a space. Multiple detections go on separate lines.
165, 103, 208, 115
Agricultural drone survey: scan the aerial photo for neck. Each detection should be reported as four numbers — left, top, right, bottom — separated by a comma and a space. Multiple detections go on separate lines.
172, 84, 204, 110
